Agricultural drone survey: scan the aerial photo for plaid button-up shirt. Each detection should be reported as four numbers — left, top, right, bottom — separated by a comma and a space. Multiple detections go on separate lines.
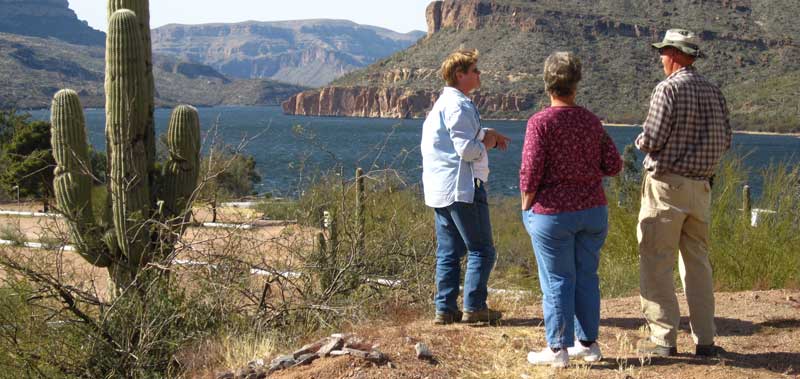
636, 66, 732, 180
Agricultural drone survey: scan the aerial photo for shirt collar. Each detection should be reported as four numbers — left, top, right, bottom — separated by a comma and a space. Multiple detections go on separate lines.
442, 86, 471, 101
667, 65, 694, 80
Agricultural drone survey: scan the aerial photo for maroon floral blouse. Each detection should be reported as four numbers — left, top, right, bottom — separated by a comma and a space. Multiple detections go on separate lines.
519, 106, 622, 215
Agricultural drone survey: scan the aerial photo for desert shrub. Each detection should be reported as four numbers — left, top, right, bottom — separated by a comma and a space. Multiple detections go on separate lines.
709, 160, 800, 290
255, 199, 300, 221
0, 222, 24, 246
0, 252, 249, 379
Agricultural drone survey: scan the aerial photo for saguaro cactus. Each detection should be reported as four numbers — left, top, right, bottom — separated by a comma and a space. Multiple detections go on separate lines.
162, 105, 201, 218
51, 3, 200, 288
109, 0, 157, 189
51, 90, 113, 268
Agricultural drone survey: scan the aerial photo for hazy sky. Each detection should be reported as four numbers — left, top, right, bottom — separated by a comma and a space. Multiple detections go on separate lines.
68, 0, 431, 33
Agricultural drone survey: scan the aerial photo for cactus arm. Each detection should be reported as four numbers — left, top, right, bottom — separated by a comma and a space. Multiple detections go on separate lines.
108, 0, 156, 195
51, 90, 113, 267
162, 105, 201, 218
106, 9, 151, 267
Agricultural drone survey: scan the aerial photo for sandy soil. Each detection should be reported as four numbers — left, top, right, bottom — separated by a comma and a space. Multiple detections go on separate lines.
264, 290, 800, 379
0, 202, 312, 300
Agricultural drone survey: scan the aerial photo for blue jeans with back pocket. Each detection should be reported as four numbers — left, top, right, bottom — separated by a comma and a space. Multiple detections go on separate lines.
433, 183, 496, 314
522, 206, 608, 348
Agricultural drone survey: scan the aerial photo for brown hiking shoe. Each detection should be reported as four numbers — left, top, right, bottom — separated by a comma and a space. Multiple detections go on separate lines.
637, 339, 677, 357
434, 310, 463, 325
462, 308, 503, 323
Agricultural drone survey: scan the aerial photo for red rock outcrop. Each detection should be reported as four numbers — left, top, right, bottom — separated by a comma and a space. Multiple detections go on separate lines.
281, 87, 536, 119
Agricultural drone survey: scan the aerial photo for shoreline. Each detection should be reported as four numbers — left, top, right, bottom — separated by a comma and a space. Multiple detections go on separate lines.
19, 106, 800, 137
602, 122, 800, 137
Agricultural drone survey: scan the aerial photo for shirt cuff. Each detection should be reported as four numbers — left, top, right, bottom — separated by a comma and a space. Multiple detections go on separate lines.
478, 128, 487, 141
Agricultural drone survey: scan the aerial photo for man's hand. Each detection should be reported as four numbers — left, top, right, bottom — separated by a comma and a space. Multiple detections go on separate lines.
483, 129, 511, 151
521, 191, 536, 211
482, 130, 498, 150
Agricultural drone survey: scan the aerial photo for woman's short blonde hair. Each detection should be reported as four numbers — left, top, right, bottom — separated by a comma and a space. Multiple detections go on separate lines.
543, 52, 582, 97
441, 49, 479, 87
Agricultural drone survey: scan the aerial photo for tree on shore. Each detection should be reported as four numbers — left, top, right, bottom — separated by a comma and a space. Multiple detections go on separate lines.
0, 115, 54, 211
199, 145, 262, 222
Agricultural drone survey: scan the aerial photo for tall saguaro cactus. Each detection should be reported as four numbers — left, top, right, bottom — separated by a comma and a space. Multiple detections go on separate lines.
108, 0, 157, 190
51, 2, 200, 288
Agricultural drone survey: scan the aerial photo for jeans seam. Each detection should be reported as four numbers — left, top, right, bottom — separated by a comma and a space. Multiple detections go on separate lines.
533, 228, 568, 349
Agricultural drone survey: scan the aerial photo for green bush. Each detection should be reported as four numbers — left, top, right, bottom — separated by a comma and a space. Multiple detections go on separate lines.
255, 199, 300, 221
0, 223, 24, 246
0, 254, 246, 378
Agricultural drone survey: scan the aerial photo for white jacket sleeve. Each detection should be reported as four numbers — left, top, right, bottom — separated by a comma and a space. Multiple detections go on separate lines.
444, 103, 485, 163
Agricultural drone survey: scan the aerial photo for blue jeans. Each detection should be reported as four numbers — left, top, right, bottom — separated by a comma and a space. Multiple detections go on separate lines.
434, 183, 496, 314
522, 206, 608, 348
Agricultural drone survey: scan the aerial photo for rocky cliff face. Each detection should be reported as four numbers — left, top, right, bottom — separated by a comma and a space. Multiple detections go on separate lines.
284, 0, 800, 131
152, 20, 425, 87
0, 0, 104, 46
282, 86, 533, 119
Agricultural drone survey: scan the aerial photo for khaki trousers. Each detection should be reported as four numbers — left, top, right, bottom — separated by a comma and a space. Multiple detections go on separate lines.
638, 172, 716, 347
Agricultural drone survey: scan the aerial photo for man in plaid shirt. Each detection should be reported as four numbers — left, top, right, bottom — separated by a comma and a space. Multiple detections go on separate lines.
635, 29, 732, 358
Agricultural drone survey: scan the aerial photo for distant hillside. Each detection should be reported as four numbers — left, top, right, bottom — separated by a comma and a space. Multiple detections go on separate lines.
0, 33, 306, 109
0, 0, 104, 46
152, 20, 425, 87
283, 0, 800, 133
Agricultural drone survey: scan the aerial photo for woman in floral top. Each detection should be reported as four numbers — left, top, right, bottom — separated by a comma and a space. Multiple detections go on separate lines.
520, 52, 622, 367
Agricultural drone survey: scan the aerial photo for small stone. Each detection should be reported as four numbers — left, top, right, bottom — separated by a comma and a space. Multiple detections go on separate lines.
235, 367, 254, 379
296, 352, 320, 366
366, 350, 388, 364
415, 342, 433, 360
343, 347, 370, 359
247, 359, 264, 368
215, 371, 235, 379
345, 341, 374, 351
269, 355, 296, 372
292, 339, 326, 358
245, 369, 267, 379
388, 362, 397, 369
318, 336, 345, 357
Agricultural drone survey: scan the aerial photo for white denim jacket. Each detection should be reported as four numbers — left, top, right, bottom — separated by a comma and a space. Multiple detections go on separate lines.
421, 87, 489, 208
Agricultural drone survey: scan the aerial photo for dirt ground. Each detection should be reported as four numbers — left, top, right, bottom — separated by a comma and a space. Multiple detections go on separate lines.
264, 290, 800, 379
0, 202, 309, 300
3, 203, 799, 379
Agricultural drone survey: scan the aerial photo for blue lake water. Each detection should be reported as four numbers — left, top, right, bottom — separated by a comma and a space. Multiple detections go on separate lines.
29, 106, 799, 198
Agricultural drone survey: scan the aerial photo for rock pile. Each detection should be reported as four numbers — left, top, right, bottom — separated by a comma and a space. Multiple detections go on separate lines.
216, 333, 390, 379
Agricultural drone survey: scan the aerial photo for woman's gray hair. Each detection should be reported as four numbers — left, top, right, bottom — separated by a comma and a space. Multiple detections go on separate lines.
543, 52, 582, 97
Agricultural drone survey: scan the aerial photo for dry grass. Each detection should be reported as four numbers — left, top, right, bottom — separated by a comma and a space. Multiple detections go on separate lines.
259, 290, 800, 379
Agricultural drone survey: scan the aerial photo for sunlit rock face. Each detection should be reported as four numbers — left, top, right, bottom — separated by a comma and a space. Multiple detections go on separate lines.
284, 0, 800, 129
0, 0, 105, 46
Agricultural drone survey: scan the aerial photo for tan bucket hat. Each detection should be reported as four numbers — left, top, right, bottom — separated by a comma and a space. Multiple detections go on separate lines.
652, 29, 706, 58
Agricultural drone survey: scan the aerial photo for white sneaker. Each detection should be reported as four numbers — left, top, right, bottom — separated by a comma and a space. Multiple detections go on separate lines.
527, 347, 569, 368
567, 342, 603, 362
